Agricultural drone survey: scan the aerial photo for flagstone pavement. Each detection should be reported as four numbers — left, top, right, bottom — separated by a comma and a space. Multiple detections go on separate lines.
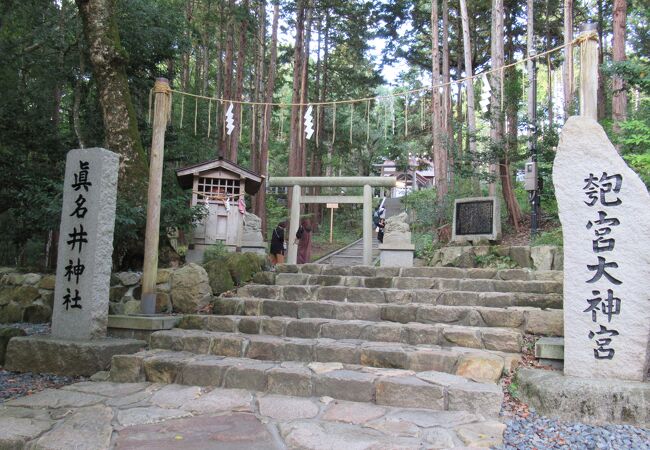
0, 380, 505, 449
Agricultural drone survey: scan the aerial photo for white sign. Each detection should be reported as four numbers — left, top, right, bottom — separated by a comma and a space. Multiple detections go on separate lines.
326, 203, 339, 209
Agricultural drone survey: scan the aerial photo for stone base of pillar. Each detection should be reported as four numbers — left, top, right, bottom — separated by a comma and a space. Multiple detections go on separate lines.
379, 244, 415, 267
4, 336, 146, 377
107, 314, 180, 342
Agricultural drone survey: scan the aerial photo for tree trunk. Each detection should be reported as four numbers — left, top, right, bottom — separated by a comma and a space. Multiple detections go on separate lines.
250, 0, 266, 181
459, 0, 477, 180
527, 0, 535, 146
612, 0, 627, 140
502, 5, 521, 231
75, 0, 147, 192
442, 0, 451, 143
180, 0, 194, 92
299, 3, 313, 177
221, 0, 235, 157
488, 0, 504, 197
431, 0, 447, 201
596, 0, 606, 120
288, 0, 306, 184
229, 0, 249, 163
563, 0, 573, 118
456, 16, 463, 162
255, 0, 279, 233
73, 48, 86, 148
545, 0, 553, 128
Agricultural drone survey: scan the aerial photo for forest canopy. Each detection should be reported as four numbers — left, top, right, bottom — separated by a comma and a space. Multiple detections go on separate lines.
0, 0, 647, 269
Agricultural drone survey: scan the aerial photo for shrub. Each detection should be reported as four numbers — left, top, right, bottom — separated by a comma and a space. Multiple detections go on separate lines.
531, 227, 563, 247
203, 242, 228, 263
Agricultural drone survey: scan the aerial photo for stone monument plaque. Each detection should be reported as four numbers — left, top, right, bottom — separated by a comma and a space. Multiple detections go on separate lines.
553, 116, 650, 382
451, 197, 501, 241
51, 148, 119, 340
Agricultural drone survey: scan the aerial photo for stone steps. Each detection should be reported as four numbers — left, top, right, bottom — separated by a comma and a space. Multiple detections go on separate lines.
109, 349, 504, 416
177, 314, 524, 353
147, 329, 518, 379
273, 264, 562, 283
238, 283, 563, 309
213, 297, 564, 336
270, 273, 563, 295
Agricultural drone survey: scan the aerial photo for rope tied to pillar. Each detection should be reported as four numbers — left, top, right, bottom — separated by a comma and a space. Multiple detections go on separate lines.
574, 31, 598, 45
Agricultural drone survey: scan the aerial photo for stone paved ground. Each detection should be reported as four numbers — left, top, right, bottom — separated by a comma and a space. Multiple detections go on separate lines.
0, 380, 505, 449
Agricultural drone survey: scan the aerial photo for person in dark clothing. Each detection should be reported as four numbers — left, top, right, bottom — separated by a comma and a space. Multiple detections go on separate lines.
377, 218, 385, 243
296, 219, 313, 264
270, 222, 286, 265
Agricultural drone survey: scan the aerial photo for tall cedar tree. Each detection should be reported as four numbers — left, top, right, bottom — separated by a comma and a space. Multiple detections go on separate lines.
75, 0, 147, 192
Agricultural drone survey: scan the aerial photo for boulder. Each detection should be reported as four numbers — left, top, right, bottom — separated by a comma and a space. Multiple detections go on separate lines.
116, 272, 141, 286
170, 263, 212, 313
508, 247, 531, 268
226, 253, 263, 285
531, 246, 556, 271
38, 275, 56, 290
202, 260, 235, 296
0, 286, 40, 307
156, 268, 173, 284
0, 302, 24, 323
0, 327, 26, 365
23, 304, 52, 323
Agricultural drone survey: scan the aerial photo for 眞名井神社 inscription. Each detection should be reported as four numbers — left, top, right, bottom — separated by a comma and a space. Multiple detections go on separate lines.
554, 116, 650, 382
62, 161, 92, 311
51, 149, 118, 341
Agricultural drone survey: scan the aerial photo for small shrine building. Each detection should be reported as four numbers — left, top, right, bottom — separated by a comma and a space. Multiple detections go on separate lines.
176, 157, 263, 258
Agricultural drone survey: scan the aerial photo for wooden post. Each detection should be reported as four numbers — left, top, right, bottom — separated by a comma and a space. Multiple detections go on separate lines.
141, 78, 171, 314
579, 23, 598, 120
363, 184, 373, 265
287, 184, 301, 264
329, 207, 334, 243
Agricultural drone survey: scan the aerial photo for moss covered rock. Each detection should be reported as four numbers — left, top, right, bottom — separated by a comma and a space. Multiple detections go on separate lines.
0, 302, 24, 323
0, 286, 40, 308
203, 260, 235, 296
225, 253, 264, 285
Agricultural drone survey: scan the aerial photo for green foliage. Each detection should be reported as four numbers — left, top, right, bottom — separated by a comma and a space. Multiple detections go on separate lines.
225, 252, 264, 285
507, 380, 520, 399
412, 232, 441, 265
203, 242, 228, 263
202, 259, 235, 296
474, 251, 518, 270
531, 227, 563, 247
264, 195, 288, 240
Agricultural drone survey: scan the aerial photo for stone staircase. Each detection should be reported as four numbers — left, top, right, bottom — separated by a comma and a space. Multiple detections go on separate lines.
109, 263, 563, 424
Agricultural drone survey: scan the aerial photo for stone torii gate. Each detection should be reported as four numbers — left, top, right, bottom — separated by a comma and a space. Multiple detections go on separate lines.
267, 177, 397, 265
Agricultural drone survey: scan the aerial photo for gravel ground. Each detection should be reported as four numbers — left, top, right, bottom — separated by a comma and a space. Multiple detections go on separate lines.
0, 322, 84, 403
494, 335, 650, 450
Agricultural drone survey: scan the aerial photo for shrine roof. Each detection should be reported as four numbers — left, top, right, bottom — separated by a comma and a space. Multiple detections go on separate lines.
176, 157, 263, 194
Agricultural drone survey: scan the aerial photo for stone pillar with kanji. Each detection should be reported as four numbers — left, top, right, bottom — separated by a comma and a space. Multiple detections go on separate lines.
51, 148, 119, 340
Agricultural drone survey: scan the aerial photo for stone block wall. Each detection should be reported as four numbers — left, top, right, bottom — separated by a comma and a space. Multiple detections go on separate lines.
0, 255, 263, 323
428, 245, 563, 271
0, 269, 55, 324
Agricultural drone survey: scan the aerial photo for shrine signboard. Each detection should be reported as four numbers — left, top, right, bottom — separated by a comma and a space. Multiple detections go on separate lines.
451, 197, 501, 242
